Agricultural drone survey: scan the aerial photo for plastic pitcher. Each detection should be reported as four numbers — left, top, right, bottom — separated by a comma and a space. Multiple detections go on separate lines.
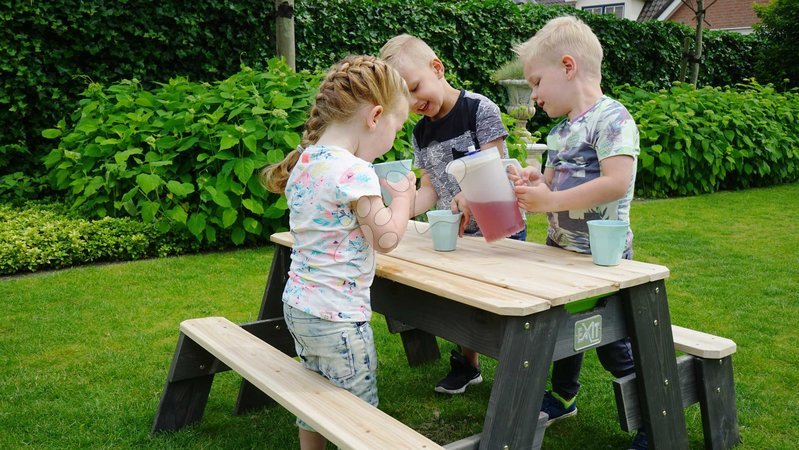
445, 150, 525, 242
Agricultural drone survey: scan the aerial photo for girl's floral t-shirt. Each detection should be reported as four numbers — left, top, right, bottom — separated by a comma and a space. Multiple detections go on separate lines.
283, 145, 381, 322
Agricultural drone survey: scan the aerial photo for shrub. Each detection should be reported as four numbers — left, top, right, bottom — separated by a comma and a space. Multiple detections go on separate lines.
0, 0, 274, 179
3, 0, 765, 186
42, 60, 320, 246
615, 81, 799, 197
0, 202, 201, 275
753, 0, 799, 89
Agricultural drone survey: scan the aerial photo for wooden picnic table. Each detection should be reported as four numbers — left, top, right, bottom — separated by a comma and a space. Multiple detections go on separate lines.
255, 221, 687, 448
152, 220, 687, 448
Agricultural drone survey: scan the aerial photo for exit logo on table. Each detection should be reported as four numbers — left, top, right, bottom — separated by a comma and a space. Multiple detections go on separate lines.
574, 315, 602, 351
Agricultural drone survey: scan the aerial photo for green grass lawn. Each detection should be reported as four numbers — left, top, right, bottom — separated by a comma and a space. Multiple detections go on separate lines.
2, 183, 798, 449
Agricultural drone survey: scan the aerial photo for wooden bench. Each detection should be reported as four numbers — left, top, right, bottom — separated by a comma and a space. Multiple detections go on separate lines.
613, 325, 740, 449
157, 316, 443, 450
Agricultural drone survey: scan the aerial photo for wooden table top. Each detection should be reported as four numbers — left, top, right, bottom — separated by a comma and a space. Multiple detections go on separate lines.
270, 221, 669, 316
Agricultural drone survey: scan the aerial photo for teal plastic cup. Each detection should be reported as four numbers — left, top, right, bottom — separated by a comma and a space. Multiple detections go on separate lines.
373, 159, 412, 205
587, 219, 629, 266
427, 210, 462, 252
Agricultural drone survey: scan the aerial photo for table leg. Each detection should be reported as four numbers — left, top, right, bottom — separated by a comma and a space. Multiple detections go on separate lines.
480, 308, 566, 450
622, 280, 688, 448
151, 333, 218, 433
385, 316, 441, 366
233, 244, 292, 415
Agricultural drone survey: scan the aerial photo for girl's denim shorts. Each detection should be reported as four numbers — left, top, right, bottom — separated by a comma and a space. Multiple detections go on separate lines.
283, 303, 378, 431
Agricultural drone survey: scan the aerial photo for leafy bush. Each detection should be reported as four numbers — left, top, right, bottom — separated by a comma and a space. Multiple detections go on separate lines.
754, 0, 799, 89
0, 202, 200, 275
615, 81, 799, 197
43, 60, 320, 246
1, 0, 275, 179
3, 0, 766, 186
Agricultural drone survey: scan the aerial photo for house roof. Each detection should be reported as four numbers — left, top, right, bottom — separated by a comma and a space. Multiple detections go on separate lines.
638, 0, 677, 21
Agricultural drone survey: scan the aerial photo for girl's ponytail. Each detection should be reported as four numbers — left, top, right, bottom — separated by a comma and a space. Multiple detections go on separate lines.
261, 55, 408, 194
261, 148, 301, 194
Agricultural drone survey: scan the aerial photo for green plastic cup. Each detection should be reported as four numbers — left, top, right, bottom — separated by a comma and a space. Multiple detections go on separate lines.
587, 219, 629, 266
427, 210, 462, 252
373, 159, 412, 205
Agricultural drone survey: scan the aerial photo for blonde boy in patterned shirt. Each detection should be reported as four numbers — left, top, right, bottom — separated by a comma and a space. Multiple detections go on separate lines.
510, 16, 647, 449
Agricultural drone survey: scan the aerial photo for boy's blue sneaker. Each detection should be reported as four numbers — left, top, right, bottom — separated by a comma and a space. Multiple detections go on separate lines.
434, 350, 482, 394
541, 390, 577, 426
629, 431, 648, 449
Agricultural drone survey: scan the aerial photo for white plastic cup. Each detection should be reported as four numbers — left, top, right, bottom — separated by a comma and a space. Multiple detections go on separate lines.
587, 219, 629, 266
373, 159, 413, 205
427, 210, 462, 252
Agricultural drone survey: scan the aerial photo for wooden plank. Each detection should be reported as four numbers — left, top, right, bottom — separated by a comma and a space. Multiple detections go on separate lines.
612, 354, 698, 432
273, 229, 611, 305
672, 325, 737, 359
371, 278, 505, 359
181, 317, 442, 450
388, 228, 618, 305
697, 356, 740, 450
621, 280, 688, 447
481, 310, 564, 449
443, 413, 547, 450
271, 231, 551, 316
487, 236, 670, 287
151, 333, 216, 433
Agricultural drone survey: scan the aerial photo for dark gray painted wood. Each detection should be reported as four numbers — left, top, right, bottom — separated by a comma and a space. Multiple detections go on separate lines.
552, 294, 628, 361
697, 356, 740, 450
233, 318, 296, 415
613, 354, 698, 432
443, 412, 547, 450
397, 328, 441, 366
151, 333, 215, 433
371, 277, 504, 359
256, 244, 291, 321
621, 280, 689, 448
235, 244, 293, 415
385, 316, 415, 334
480, 309, 565, 450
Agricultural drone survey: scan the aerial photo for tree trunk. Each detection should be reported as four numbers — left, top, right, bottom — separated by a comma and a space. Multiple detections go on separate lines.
690, 0, 705, 85
275, 0, 295, 71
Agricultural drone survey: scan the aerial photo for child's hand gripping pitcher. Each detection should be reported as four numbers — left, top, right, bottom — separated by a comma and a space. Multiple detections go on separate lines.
446, 150, 526, 242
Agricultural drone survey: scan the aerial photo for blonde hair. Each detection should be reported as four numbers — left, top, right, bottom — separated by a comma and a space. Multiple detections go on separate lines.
514, 16, 603, 79
379, 34, 437, 69
261, 55, 409, 194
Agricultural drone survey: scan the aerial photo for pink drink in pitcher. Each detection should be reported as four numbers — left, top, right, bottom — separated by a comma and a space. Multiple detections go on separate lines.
446, 149, 525, 242
469, 200, 525, 242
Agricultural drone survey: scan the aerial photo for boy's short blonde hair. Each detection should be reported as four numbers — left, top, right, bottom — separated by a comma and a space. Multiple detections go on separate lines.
514, 16, 603, 78
380, 34, 437, 68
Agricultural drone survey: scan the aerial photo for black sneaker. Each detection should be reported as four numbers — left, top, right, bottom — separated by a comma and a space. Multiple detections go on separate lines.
629, 431, 648, 449
434, 350, 483, 394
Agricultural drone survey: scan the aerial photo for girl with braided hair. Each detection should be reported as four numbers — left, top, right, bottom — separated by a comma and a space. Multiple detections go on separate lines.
261, 55, 415, 449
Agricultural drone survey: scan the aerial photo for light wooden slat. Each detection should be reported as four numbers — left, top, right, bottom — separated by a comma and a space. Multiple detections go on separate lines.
672, 325, 737, 359
486, 234, 670, 287
271, 232, 550, 316
180, 317, 442, 450
386, 226, 618, 305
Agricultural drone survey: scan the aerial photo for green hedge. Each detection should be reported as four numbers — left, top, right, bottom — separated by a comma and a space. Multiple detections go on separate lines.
616, 81, 799, 197
2, 0, 765, 181
0, 202, 201, 275
42, 60, 319, 246
39, 58, 532, 247
1, 0, 274, 177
